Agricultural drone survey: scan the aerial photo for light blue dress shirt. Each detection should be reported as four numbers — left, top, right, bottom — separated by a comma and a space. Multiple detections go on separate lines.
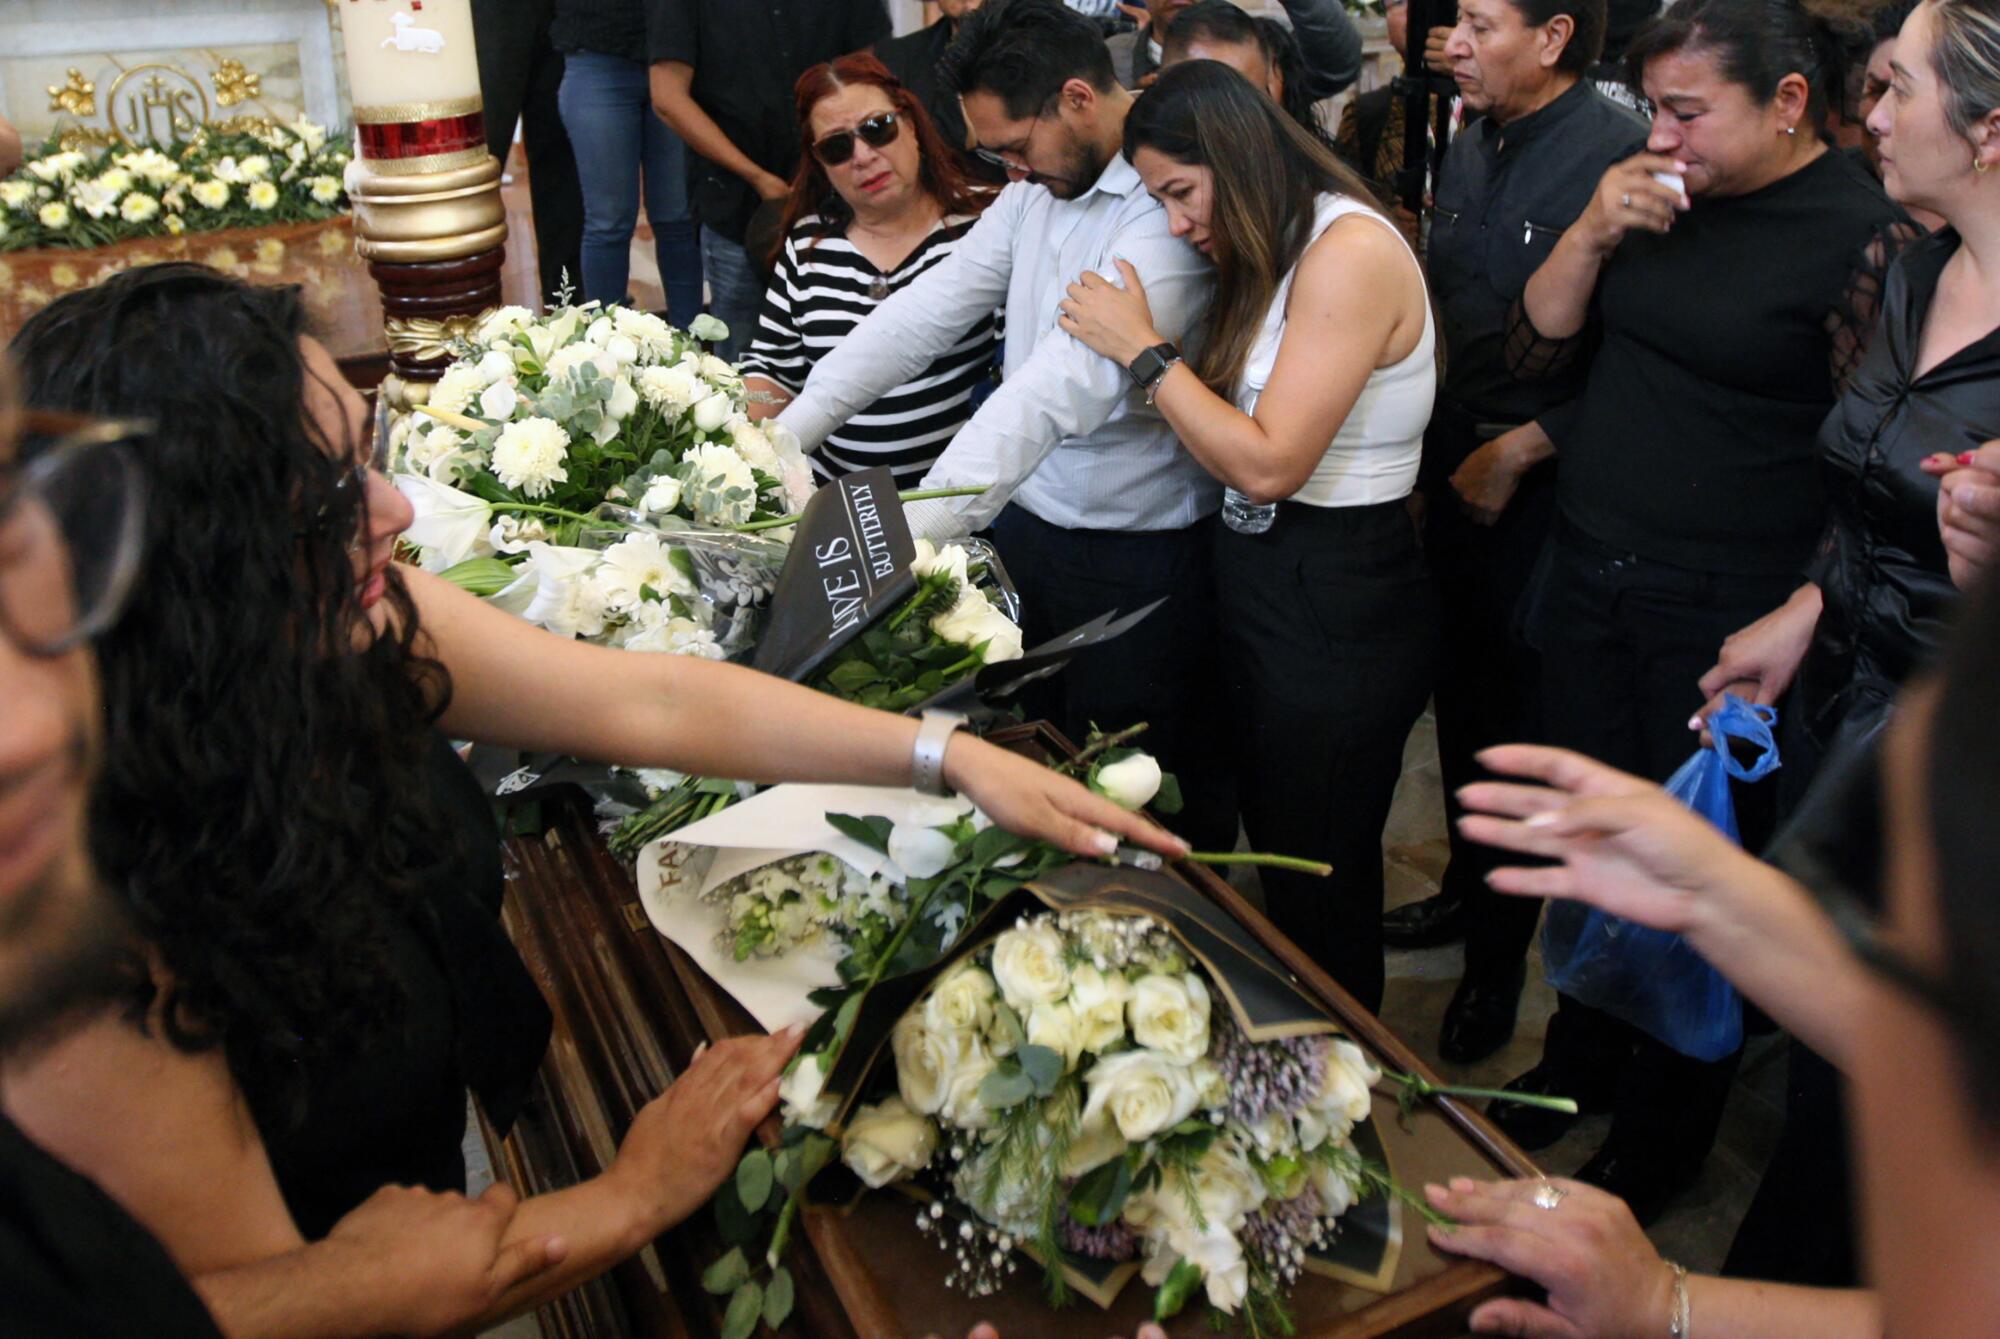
775, 152, 1221, 540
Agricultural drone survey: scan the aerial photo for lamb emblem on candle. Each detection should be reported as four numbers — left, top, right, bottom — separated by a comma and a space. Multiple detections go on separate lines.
380, 12, 446, 53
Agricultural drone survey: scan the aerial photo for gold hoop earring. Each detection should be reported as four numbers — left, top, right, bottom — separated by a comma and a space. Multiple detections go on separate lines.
1977, 156, 1993, 174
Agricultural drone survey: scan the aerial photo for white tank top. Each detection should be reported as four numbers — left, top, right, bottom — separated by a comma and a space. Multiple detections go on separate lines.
1235, 193, 1434, 508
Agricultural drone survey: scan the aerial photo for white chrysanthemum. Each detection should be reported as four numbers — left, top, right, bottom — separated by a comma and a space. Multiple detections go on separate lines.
308, 176, 342, 205
475, 305, 534, 343
0, 180, 35, 209
96, 168, 133, 194
726, 416, 780, 473
119, 192, 160, 224
247, 181, 279, 210
425, 366, 485, 416
37, 201, 71, 229
490, 417, 571, 498
699, 353, 742, 387
190, 179, 230, 210
596, 533, 694, 610
612, 306, 675, 358
238, 155, 272, 181
636, 363, 702, 411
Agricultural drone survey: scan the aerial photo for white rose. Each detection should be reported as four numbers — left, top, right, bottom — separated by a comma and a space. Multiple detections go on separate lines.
688, 312, 729, 343
1309, 1146, 1361, 1217
1065, 963, 1133, 1057
475, 349, 516, 385
1185, 1229, 1251, 1312
779, 1052, 838, 1129
1025, 1000, 1087, 1068
840, 1096, 937, 1189
1126, 973, 1211, 1063
888, 819, 958, 881
923, 963, 998, 1038
1313, 1038, 1380, 1126
1094, 752, 1164, 810
639, 476, 683, 515
936, 1029, 998, 1130
1081, 1049, 1202, 1142
394, 472, 494, 571
1188, 1140, 1265, 1234
604, 333, 641, 365
605, 375, 640, 421
477, 379, 519, 422
930, 588, 1023, 663
691, 390, 733, 433
892, 1013, 953, 1116
910, 538, 971, 586
490, 417, 571, 498
990, 921, 1070, 1011
1061, 1108, 1127, 1178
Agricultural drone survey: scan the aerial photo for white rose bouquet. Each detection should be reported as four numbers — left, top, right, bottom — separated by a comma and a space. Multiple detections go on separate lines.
0, 120, 350, 252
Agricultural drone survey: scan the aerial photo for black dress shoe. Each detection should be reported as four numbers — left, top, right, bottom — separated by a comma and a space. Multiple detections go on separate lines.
1439, 964, 1526, 1064
1485, 1061, 1608, 1152
1383, 890, 1468, 948
1576, 1146, 1702, 1226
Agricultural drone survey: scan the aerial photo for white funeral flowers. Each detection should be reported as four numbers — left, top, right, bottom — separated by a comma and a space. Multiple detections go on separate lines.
841, 1097, 937, 1189
489, 417, 571, 498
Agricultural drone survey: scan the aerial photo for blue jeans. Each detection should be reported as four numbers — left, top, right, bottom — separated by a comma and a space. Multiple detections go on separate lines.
699, 225, 765, 362
556, 49, 703, 326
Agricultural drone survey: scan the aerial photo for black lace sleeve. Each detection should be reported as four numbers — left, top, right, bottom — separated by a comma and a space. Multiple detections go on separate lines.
1503, 296, 1594, 382
1826, 218, 1926, 391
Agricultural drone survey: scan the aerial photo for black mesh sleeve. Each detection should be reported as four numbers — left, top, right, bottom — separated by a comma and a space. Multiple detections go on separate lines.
1826, 218, 1925, 391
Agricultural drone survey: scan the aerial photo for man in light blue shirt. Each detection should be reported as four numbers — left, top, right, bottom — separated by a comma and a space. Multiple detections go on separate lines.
776, 0, 1232, 847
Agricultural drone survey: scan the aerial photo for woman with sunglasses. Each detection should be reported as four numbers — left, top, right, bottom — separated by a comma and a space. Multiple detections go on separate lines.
739, 53, 1000, 491
2, 264, 1178, 1334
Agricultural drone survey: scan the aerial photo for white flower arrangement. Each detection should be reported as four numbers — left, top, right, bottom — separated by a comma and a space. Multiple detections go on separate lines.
0, 119, 351, 252
699, 851, 909, 964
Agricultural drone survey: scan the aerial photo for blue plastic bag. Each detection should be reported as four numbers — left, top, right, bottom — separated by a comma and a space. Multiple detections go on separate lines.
1539, 695, 1779, 1061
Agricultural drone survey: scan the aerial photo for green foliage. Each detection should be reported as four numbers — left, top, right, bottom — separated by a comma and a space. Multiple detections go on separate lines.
702, 1247, 750, 1294
1154, 1258, 1203, 1321
721, 1281, 764, 1339
735, 1148, 774, 1213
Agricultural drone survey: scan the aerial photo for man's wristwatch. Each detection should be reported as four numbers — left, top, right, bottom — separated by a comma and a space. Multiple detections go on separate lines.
1127, 342, 1182, 402
911, 710, 968, 796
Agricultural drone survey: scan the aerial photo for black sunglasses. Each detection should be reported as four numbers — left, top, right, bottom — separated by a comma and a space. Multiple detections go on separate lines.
812, 112, 902, 167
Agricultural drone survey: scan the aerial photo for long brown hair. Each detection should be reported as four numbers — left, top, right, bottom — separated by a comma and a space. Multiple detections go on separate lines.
1124, 60, 1387, 396
772, 53, 992, 267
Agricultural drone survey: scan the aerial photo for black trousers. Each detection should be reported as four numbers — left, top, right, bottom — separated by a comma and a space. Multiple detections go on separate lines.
1426, 457, 1558, 982
473, 0, 585, 305
989, 506, 1236, 854
1216, 499, 1437, 1013
1530, 521, 1798, 1166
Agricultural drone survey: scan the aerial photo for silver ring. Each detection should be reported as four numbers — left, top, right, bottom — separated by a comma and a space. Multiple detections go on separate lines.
1533, 1180, 1568, 1211
1620, 192, 1632, 209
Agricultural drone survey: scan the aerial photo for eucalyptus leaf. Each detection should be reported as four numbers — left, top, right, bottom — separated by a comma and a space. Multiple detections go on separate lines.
978, 1064, 1036, 1110
701, 1247, 749, 1295
735, 1149, 774, 1212
762, 1266, 795, 1327
1016, 1044, 1063, 1097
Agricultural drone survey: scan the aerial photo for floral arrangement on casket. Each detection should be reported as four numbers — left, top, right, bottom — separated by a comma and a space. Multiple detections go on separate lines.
0, 120, 351, 252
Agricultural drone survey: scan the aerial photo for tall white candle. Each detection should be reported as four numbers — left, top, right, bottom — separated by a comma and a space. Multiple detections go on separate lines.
340, 0, 483, 114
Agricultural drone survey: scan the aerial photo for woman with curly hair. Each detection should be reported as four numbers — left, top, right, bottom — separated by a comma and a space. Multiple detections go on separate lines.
0, 263, 1179, 1333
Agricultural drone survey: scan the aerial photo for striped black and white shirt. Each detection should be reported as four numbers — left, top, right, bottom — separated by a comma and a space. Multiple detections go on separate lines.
740, 212, 999, 490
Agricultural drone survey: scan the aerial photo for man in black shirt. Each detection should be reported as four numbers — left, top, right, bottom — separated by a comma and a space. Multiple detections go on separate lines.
648, 0, 893, 359
875, 0, 1009, 184
1385, 0, 1644, 1065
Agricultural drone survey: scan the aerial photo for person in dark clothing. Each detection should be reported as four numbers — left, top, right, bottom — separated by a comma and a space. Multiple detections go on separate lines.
552, 0, 706, 321
1383, 0, 1645, 1067
1484, 0, 1911, 1223
1334, 0, 1413, 193
1129, 0, 1363, 97
875, 0, 1010, 183
647, 0, 893, 358
472, 0, 586, 305
1161, 1, 1339, 152
1695, 0, 2000, 1284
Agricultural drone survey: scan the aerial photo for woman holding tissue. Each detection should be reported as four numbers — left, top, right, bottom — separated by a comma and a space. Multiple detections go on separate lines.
1485, 0, 1913, 1222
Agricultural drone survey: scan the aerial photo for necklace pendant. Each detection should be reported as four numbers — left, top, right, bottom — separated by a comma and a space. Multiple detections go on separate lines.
868, 276, 891, 302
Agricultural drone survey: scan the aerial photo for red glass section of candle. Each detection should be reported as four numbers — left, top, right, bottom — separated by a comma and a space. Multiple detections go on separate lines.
356, 112, 487, 161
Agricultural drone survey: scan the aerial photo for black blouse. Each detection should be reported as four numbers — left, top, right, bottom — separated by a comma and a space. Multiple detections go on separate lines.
553, 0, 649, 62
1792, 228, 2000, 771
263, 736, 552, 1240
1517, 149, 1910, 576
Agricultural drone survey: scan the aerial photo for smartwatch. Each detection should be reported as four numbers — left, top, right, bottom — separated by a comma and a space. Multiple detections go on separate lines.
1127, 342, 1182, 398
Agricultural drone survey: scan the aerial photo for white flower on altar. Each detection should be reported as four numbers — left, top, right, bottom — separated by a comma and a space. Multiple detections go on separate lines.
636, 363, 703, 412
923, 964, 999, 1038
308, 175, 342, 205
474, 350, 516, 386
1081, 1049, 1203, 1142
290, 117, 327, 152
1094, 751, 1164, 810
71, 180, 120, 220
490, 417, 571, 498
190, 179, 230, 210
394, 472, 495, 571
37, 201, 71, 229
425, 365, 485, 416
286, 141, 309, 167
477, 379, 520, 422
779, 1052, 838, 1129
475, 305, 534, 343
164, 214, 186, 236
841, 1097, 937, 1190
604, 375, 640, 421
118, 192, 160, 224
613, 306, 676, 358
27, 152, 86, 183
691, 390, 733, 434
687, 312, 729, 344
247, 181, 279, 210
991, 920, 1070, 1011
1136, 975, 1208, 1071
210, 156, 244, 184
123, 149, 180, 187
238, 154, 272, 181
639, 476, 683, 515
596, 532, 693, 610
0, 180, 35, 209
1067, 962, 1133, 1057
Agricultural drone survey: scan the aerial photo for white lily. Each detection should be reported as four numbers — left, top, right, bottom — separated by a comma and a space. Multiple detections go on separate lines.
394, 473, 495, 571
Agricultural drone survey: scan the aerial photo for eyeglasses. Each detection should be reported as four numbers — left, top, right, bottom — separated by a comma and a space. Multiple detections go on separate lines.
972, 105, 1050, 175
812, 112, 903, 167
0, 411, 150, 658
297, 393, 392, 542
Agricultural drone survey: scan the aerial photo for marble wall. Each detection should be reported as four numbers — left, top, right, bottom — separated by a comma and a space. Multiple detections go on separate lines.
0, 0, 343, 145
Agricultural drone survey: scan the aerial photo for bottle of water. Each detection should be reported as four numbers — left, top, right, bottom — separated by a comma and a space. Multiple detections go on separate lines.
1220, 487, 1277, 535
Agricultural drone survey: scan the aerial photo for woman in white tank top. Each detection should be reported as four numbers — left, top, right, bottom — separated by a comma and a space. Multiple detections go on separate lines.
1059, 60, 1439, 1011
